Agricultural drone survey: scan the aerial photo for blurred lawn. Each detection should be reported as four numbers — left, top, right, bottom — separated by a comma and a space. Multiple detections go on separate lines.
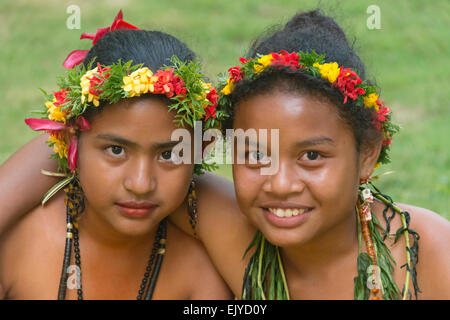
0, 0, 448, 218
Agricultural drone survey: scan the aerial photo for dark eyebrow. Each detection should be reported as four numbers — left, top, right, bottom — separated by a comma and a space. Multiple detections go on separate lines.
95, 134, 138, 148
153, 141, 181, 150
296, 136, 335, 148
95, 134, 181, 150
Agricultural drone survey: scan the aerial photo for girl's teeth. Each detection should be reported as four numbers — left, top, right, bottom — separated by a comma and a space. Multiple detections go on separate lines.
268, 208, 306, 217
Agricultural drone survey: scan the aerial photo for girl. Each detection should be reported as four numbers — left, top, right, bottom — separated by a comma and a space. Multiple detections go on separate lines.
0, 13, 232, 299
1, 10, 449, 300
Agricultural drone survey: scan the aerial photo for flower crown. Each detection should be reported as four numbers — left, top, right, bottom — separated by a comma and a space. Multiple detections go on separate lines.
218, 50, 399, 167
26, 58, 223, 174
25, 11, 225, 204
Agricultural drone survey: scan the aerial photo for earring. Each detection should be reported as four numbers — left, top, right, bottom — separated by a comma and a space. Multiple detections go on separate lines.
360, 187, 374, 222
187, 179, 198, 236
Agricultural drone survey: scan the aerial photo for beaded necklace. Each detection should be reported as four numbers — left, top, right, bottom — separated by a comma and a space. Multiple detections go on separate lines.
241, 183, 421, 300
57, 179, 197, 300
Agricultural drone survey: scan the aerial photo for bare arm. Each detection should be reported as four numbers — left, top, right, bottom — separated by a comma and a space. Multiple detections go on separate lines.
169, 172, 256, 296
405, 205, 450, 299
0, 134, 59, 235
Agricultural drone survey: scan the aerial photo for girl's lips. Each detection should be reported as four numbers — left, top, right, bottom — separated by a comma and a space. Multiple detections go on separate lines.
115, 201, 158, 218
262, 207, 313, 228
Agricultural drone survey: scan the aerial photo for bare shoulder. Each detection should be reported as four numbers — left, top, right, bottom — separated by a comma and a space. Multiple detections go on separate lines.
0, 191, 65, 247
372, 200, 449, 244
0, 191, 65, 296
192, 172, 256, 296
195, 172, 255, 234
163, 222, 232, 299
397, 203, 450, 299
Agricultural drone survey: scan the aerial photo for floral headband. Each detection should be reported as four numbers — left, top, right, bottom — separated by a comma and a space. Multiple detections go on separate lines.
217, 50, 399, 167
25, 11, 225, 204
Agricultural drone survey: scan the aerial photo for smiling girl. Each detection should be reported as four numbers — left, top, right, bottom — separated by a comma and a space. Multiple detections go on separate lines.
1, 10, 449, 300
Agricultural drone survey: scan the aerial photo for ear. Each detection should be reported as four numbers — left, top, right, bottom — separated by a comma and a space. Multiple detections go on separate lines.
359, 140, 382, 181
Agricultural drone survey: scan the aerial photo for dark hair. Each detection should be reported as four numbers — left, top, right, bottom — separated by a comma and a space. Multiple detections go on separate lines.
82, 29, 195, 119
225, 10, 382, 153
84, 29, 195, 70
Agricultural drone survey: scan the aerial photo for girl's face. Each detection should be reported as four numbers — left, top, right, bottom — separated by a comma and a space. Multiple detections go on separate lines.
232, 90, 378, 247
77, 97, 194, 237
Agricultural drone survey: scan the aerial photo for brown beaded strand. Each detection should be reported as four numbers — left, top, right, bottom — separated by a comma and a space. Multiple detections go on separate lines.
187, 179, 198, 236
138, 218, 167, 300
144, 219, 167, 300
58, 180, 167, 300
58, 181, 84, 300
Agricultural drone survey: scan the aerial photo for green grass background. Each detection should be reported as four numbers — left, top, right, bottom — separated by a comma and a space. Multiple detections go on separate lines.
0, 0, 448, 218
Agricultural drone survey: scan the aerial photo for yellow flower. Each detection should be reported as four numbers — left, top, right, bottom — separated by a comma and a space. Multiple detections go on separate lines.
48, 135, 68, 159
201, 82, 212, 92
363, 93, 380, 111
254, 54, 273, 74
221, 78, 235, 95
313, 62, 340, 83
80, 67, 101, 107
45, 101, 66, 124
122, 67, 154, 97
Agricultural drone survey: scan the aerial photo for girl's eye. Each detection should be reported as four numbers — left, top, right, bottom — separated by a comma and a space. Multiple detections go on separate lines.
158, 150, 181, 163
306, 151, 319, 160
300, 151, 322, 162
247, 151, 270, 165
160, 150, 172, 160
105, 146, 125, 157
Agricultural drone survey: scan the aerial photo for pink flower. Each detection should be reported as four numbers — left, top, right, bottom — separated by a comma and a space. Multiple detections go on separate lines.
68, 136, 78, 173
24, 118, 68, 131
25, 116, 90, 172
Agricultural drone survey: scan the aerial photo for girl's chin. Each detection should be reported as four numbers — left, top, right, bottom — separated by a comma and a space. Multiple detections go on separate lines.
260, 229, 313, 248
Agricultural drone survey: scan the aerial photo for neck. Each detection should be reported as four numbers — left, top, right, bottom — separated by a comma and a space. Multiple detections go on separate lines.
77, 205, 160, 251
281, 209, 359, 276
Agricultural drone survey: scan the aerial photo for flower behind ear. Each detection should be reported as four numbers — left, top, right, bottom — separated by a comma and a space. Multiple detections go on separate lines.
68, 137, 78, 173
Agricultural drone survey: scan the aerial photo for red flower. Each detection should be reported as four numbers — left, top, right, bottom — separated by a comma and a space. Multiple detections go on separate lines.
377, 106, 390, 123
239, 57, 249, 64
204, 105, 216, 121
206, 87, 218, 106
63, 10, 140, 69
271, 50, 300, 71
228, 66, 243, 83
333, 67, 366, 103
53, 89, 70, 107
87, 63, 111, 96
152, 69, 186, 98
171, 75, 187, 98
